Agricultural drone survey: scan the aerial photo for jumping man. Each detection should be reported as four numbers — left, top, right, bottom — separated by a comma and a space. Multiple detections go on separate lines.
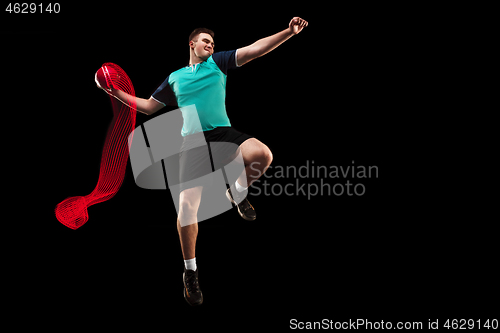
97, 17, 308, 306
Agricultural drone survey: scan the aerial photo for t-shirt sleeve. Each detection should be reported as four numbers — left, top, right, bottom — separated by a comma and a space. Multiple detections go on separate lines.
151, 75, 177, 106
211, 50, 239, 75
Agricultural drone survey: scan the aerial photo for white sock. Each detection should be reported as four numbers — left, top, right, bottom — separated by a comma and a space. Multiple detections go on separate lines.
235, 180, 248, 193
184, 258, 197, 271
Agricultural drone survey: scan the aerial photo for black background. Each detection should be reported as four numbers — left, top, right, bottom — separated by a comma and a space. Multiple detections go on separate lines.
2, 2, 497, 330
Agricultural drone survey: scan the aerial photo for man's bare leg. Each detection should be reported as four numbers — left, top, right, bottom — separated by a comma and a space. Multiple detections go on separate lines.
177, 186, 203, 260
177, 221, 198, 260
238, 138, 273, 187
227, 138, 272, 221
178, 186, 204, 306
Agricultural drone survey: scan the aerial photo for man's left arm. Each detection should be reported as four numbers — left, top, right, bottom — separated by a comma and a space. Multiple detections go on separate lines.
236, 17, 308, 66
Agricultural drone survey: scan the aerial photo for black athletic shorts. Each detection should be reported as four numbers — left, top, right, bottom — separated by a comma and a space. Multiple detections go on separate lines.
178, 127, 252, 192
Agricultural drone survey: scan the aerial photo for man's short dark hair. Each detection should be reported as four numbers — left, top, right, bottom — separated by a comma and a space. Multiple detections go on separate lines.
189, 28, 215, 42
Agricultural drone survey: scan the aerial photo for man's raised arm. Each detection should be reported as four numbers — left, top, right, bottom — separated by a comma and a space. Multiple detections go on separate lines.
236, 17, 308, 66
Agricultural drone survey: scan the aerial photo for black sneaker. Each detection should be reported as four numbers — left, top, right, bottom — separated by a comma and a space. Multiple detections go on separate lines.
226, 187, 256, 221
183, 268, 203, 306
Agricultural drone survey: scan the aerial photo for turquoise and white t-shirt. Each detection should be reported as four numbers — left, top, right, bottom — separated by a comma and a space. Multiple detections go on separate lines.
151, 50, 239, 136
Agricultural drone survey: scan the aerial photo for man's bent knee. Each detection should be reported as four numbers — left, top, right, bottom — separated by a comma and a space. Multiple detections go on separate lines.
262, 147, 273, 166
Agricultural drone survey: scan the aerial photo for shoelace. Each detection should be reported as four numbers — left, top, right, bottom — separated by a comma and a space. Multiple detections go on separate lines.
230, 189, 252, 211
186, 272, 200, 293
238, 198, 253, 212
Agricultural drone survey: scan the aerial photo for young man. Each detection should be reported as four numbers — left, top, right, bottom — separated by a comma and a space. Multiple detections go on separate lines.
97, 17, 308, 306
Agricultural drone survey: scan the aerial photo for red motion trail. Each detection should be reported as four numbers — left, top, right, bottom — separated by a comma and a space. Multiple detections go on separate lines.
55, 63, 136, 229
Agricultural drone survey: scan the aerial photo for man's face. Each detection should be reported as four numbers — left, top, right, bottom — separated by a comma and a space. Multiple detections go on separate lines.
191, 33, 214, 60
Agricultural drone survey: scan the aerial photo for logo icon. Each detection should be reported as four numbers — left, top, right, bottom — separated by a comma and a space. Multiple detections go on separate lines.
128, 105, 246, 226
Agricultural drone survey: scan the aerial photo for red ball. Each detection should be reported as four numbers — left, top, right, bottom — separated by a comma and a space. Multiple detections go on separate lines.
95, 65, 115, 91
